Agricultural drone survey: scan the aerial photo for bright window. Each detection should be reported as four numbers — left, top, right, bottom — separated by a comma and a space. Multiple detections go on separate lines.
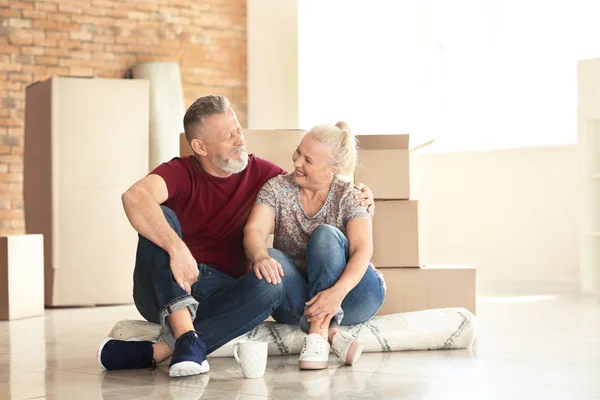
298, 0, 600, 151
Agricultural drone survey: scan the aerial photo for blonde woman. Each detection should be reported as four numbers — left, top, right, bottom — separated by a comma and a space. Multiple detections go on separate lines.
243, 122, 386, 370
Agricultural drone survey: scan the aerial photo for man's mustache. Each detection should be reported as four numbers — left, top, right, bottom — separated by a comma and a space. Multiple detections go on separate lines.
229, 147, 246, 156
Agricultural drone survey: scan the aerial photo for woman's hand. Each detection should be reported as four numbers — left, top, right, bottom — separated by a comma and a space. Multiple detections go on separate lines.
252, 256, 284, 284
304, 287, 346, 328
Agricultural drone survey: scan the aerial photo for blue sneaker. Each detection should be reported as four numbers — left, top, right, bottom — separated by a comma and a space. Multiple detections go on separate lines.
169, 330, 210, 377
97, 337, 155, 370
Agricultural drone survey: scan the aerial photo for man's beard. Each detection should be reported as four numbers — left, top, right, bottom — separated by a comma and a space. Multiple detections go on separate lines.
212, 147, 249, 174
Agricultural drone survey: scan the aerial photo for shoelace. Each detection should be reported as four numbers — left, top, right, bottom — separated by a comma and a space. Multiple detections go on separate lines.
303, 335, 327, 354
174, 330, 205, 353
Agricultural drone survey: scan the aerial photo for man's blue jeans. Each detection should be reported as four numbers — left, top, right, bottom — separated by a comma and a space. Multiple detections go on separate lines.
269, 224, 386, 332
133, 207, 287, 354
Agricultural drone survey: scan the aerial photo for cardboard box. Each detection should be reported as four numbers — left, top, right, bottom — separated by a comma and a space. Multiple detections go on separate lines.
376, 265, 476, 315
180, 130, 306, 173
355, 135, 434, 200
0, 235, 44, 320
24, 77, 149, 306
372, 200, 419, 267
180, 131, 192, 157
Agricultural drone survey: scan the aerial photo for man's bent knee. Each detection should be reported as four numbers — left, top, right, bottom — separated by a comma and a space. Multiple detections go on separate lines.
160, 206, 182, 237
249, 273, 285, 306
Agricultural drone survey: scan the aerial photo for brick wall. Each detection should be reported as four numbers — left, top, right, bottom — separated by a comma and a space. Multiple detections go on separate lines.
0, 0, 247, 235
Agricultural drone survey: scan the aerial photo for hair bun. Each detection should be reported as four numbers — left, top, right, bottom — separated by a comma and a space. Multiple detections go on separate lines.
335, 121, 351, 132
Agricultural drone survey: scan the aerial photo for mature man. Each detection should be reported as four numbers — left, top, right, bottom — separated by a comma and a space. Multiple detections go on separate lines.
97, 95, 374, 377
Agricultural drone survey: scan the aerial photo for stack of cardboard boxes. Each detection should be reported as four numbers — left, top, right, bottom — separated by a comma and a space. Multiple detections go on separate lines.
354, 134, 476, 315
180, 130, 476, 315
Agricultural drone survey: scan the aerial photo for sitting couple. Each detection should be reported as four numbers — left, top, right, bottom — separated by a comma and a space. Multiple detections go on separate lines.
98, 95, 386, 377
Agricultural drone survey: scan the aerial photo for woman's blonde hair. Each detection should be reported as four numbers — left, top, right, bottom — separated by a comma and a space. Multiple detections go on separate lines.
307, 121, 357, 181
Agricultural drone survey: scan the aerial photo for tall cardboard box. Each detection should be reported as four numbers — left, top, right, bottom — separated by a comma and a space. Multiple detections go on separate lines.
24, 77, 150, 307
180, 130, 306, 173
355, 135, 434, 200
0, 235, 44, 320
376, 265, 476, 315
372, 200, 420, 267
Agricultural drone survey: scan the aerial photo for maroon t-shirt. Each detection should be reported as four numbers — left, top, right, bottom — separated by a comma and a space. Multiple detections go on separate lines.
151, 155, 284, 278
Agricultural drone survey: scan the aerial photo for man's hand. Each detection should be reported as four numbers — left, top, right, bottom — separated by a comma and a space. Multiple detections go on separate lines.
253, 256, 284, 284
354, 183, 375, 216
168, 244, 199, 294
304, 287, 345, 329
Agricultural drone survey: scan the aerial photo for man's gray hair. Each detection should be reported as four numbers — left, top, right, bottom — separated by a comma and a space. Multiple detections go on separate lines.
183, 95, 230, 141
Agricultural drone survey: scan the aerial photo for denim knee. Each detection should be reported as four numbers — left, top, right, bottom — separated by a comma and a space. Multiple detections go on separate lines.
307, 224, 345, 249
250, 274, 285, 307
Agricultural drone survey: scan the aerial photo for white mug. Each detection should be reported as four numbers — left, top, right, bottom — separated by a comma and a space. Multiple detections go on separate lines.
233, 341, 268, 379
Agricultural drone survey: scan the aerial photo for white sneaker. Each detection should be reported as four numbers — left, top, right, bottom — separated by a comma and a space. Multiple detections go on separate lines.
298, 333, 330, 370
331, 331, 364, 366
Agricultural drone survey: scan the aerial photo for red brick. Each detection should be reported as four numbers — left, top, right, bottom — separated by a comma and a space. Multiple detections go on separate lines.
91, 0, 114, 9
171, 0, 197, 8
59, 40, 83, 49
46, 31, 70, 39
95, 35, 116, 44
105, 44, 127, 52
127, 11, 150, 20
69, 67, 94, 77
35, 2, 57, 12
44, 47, 69, 57
0, 62, 21, 72
1, 81, 23, 91
0, 9, 21, 17
105, 9, 128, 18
38, 38, 59, 47
116, 36, 137, 45
46, 12, 72, 23
70, 51, 92, 60
22, 9, 46, 19
8, 18, 32, 28
0, 173, 23, 183
36, 56, 59, 65
10, 1, 34, 10
42, 67, 70, 76
138, 36, 159, 46
126, 44, 153, 54
0, 155, 23, 164
22, 65, 51, 74
94, 52, 116, 60
6, 73, 33, 83
8, 31, 34, 46
85, 7, 106, 17
8, 163, 23, 173
11, 146, 24, 155
59, 58, 87, 67
136, 3, 158, 12
21, 46, 45, 55
80, 43, 105, 52
179, 8, 203, 18
59, 4, 83, 14
69, 31, 92, 41
34, 20, 81, 31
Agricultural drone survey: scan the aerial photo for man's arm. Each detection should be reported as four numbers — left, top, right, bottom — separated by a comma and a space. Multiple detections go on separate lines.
122, 174, 198, 294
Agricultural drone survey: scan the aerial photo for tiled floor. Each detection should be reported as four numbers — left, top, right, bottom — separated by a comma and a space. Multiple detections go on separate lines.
1, 292, 599, 399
